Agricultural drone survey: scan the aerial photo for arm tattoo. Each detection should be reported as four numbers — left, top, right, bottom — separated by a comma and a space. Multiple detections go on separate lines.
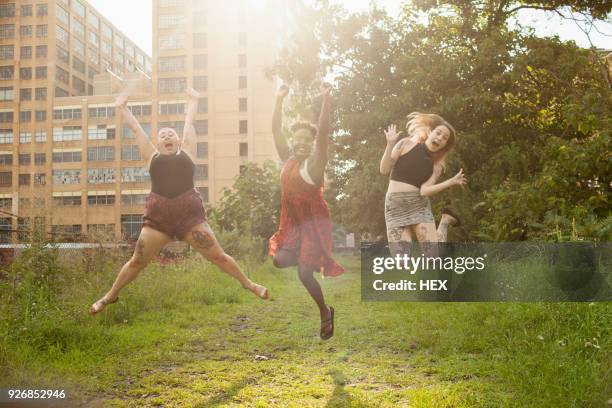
192, 230, 215, 250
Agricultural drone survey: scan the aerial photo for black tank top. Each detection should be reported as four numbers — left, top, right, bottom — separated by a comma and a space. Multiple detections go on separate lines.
389, 143, 433, 187
149, 150, 195, 198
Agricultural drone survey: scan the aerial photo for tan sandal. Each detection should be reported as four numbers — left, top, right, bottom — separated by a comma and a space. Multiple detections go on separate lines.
89, 296, 119, 315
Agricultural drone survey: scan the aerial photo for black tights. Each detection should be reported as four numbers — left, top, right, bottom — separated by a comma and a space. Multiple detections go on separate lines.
273, 249, 328, 316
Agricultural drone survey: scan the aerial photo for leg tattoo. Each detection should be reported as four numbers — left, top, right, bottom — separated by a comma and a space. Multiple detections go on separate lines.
135, 237, 145, 259
191, 229, 215, 250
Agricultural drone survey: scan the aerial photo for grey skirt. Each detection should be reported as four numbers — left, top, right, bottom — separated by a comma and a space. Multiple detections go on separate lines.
385, 191, 434, 229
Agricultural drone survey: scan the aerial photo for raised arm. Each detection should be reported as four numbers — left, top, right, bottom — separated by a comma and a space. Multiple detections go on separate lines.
380, 124, 403, 175
181, 87, 199, 161
116, 94, 156, 163
420, 167, 467, 197
272, 85, 290, 162
307, 83, 332, 184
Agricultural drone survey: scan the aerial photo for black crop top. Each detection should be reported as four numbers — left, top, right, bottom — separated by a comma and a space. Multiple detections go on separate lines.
389, 143, 434, 187
149, 150, 195, 198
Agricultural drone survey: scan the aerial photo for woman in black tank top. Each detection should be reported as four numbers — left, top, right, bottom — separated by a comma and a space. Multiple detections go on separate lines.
90, 88, 269, 315
379, 113, 467, 256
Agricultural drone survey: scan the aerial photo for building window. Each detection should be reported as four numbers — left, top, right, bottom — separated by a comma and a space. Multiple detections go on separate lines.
57, 47, 70, 65
239, 120, 248, 134
0, 112, 13, 123
120, 167, 149, 182
72, 57, 85, 73
51, 225, 82, 241
72, 18, 84, 38
86, 196, 113, 207
20, 67, 32, 80
87, 146, 115, 161
0, 66, 14, 80
21, 4, 33, 16
36, 24, 47, 38
0, 3, 15, 17
195, 120, 208, 135
0, 87, 12, 101
52, 169, 80, 185
56, 66, 69, 84
20, 46, 32, 59
238, 54, 247, 68
121, 145, 143, 161
159, 34, 185, 50
159, 102, 185, 116
20, 111, 32, 122
0, 24, 15, 39
55, 4, 69, 25
36, 4, 48, 16
193, 32, 207, 48
0, 129, 11, 144
54, 196, 82, 206
239, 142, 248, 157
121, 194, 146, 205
0, 198, 11, 209
193, 54, 207, 69
53, 108, 81, 120
158, 14, 185, 29
239, 98, 247, 112
159, 56, 185, 72
35, 66, 47, 79
35, 87, 47, 100
0, 154, 12, 165
34, 173, 46, 185
87, 168, 115, 184
0, 45, 13, 60
197, 98, 208, 114
193, 76, 208, 92
54, 87, 69, 97
73, 76, 85, 94
159, 78, 186, 94
20, 25, 32, 38
52, 150, 82, 163
101, 22, 112, 39
239, 76, 247, 89
121, 214, 143, 239
127, 105, 152, 116
197, 187, 208, 203
87, 12, 99, 29
35, 110, 46, 122
56, 25, 69, 44
20, 88, 31, 101
197, 142, 208, 158
88, 106, 115, 118
19, 132, 31, 144
36, 45, 47, 58
19, 174, 31, 186
35, 153, 45, 165
35, 131, 46, 143
0, 172, 12, 187
88, 125, 115, 140
87, 194, 115, 205
88, 224, 115, 235
71, 0, 84, 18
122, 123, 151, 139
0, 217, 10, 242
194, 165, 207, 181
19, 154, 30, 165
52, 126, 82, 142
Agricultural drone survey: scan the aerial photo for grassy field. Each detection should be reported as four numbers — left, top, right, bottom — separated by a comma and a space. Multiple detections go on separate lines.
1, 250, 610, 407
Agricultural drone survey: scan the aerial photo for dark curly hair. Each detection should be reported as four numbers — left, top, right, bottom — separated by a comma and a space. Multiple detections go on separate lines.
290, 121, 317, 138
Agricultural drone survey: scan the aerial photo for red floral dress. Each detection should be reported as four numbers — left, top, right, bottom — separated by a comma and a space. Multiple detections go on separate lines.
269, 158, 344, 277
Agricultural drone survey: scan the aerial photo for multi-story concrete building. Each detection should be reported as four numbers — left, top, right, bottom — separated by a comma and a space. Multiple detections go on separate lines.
0, 0, 279, 241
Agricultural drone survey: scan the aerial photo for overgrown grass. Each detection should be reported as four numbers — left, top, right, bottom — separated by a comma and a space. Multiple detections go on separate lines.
0, 248, 610, 407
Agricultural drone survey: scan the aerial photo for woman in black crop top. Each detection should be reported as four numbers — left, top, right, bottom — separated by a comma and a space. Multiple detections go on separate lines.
90, 88, 269, 315
379, 113, 466, 256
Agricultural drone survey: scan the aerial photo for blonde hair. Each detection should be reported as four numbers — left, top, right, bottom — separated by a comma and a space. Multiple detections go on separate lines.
405, 112, 456, 164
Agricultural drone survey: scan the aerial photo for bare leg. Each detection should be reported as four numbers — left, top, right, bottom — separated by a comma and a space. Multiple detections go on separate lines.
436, 214, 457, 242
185, 222, 269, 300
387, 225, 413, 256
90, 227, 170, 314
298, 264, 332, 337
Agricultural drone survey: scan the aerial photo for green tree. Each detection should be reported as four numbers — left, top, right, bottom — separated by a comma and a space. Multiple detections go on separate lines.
271, 0, 611, 241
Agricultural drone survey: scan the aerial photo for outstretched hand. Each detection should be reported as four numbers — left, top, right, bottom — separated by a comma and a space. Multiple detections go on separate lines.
451, 168, 467, 187
384, 124, 402, 144
276, 84, 289, 99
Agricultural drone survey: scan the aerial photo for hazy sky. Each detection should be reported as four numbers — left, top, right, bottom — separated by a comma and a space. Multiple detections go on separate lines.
88, 0, 611, 56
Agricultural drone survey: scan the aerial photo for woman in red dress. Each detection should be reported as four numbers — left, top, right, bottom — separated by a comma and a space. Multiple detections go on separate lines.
269, 83, 344, 340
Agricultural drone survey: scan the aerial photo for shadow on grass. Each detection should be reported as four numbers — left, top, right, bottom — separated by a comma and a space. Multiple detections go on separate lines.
195, 377, 251, 407
325, 369, 363, 408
